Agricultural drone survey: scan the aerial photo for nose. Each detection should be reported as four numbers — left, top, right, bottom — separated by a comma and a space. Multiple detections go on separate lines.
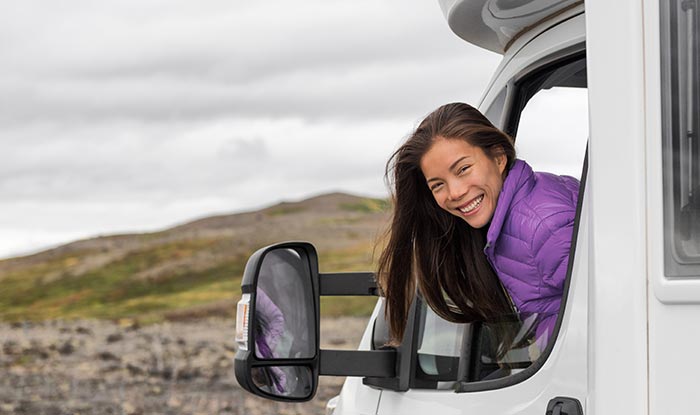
447, 181, 467, 202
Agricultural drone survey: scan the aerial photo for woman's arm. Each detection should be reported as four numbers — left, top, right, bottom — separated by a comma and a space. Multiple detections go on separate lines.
533, 215, 576, 292
256, 288, 285, 348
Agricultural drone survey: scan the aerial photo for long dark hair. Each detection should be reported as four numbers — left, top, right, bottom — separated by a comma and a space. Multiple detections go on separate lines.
377, 102, 517, 343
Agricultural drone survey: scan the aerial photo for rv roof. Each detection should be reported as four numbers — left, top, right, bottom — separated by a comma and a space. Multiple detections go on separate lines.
438, 0, 583, 54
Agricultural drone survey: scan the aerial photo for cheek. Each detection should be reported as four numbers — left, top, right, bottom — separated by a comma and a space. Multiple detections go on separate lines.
490, 177, 504, 200
430, 191, 448, 210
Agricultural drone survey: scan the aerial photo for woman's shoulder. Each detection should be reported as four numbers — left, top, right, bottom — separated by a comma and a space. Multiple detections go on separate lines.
491, 160, 579, 243
508, 166, 579, 231
531, 171, 579, 207
501, 174, 577, 254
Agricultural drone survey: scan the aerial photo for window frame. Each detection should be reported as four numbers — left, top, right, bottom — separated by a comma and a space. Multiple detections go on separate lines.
660, 0, 700, 278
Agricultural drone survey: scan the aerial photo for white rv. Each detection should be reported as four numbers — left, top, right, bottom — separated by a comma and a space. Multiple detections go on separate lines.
234, 0, 700, 413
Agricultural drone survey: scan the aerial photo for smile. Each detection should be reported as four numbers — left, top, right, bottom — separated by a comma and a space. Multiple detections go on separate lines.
458, 195, 484, 214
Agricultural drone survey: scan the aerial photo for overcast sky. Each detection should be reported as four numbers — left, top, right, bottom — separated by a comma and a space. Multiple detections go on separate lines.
0, 0, 505, 259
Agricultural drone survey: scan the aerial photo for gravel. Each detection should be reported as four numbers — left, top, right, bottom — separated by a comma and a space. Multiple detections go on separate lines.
0, 317, 370, 415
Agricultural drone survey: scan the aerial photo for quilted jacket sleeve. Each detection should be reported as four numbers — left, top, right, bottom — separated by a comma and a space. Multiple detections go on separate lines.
256, 288, 285, 349
532, 215, 575, 292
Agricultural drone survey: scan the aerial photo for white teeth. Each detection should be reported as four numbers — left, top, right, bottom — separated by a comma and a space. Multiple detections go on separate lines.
459, 195, 484, 213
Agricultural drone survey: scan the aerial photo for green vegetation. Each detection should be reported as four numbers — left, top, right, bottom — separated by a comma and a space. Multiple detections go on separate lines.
317, 243, 379, 318
266, 204, 306, 216
320, 296, 377, 318
318, 243, 376, 272
0, 239, 246, 323
0, 194, 388, 323
340, 197, 390, 214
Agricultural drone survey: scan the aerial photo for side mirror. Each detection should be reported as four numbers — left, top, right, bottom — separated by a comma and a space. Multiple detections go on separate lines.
234, 242, 320, 401
234, 241, 396, 402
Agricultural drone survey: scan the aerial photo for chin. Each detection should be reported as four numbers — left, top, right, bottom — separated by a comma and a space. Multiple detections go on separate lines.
466, 220, 488, 229
462, 213, 490, 229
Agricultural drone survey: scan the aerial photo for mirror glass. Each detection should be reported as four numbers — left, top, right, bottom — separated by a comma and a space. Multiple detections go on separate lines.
254, 247, 316, 360
251, 365, 314, 399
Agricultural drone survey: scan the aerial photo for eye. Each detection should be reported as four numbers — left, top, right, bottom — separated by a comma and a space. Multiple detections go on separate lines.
458, 164, 471, 174
429, 182, 443, 192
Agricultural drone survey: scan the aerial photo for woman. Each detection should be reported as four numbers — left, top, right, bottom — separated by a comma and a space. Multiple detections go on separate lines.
254, 288, 286, 393
377, 102, 579, 352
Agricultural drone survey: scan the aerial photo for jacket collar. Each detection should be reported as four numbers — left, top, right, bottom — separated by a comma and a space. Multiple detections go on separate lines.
485, 159, 535, 249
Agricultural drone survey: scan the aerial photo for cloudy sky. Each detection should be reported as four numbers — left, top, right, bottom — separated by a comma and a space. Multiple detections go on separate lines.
0, 0, 504, 259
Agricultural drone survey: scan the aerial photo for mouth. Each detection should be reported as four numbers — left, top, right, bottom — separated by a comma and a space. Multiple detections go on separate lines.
457, 194, 484, 215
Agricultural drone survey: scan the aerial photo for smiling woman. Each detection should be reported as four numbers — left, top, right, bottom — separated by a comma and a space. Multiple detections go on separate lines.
377, 102, 579, 354
421, 138, 507, 229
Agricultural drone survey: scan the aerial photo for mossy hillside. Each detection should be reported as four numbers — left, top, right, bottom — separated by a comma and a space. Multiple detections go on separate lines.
0, 239, 240, 321
0, 193, 389, 323
340, 197, 390, 214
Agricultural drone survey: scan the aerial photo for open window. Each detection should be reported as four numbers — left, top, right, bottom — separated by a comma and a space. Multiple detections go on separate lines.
508, 53, 588, 180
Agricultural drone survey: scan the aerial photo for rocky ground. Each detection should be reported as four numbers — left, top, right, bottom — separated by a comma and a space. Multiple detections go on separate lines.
0, 317, 369, 415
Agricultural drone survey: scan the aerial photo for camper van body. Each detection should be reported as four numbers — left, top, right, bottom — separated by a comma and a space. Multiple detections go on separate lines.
234, 0, 700, 414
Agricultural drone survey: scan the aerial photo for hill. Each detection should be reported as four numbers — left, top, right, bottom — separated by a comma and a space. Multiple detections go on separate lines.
0, 193, 391, 323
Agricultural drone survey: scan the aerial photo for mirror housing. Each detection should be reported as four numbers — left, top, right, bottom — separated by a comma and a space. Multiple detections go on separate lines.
234, 241, 397, 402
234, 242, 320, 402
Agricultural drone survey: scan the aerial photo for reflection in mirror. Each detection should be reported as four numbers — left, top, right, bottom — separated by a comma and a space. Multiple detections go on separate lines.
251, 366, 313, 399
255, 248, 316, 360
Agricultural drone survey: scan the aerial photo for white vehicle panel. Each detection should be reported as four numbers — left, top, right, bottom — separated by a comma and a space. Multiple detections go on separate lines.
643, 0, 700, 413
439, 0, 583, 54
586, 0, 649, 413
332, 300, 383, 415
478, 12, 586, 109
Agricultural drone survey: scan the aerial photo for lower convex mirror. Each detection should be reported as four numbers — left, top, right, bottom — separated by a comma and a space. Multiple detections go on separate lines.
235, 242, 321, 402
251, 366, 314, 399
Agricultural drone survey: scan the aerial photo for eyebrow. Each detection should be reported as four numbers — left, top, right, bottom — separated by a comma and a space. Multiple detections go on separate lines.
425, 156, 470, 183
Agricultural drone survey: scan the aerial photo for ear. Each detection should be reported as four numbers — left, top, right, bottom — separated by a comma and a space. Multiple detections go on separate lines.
495, 152, 507, 175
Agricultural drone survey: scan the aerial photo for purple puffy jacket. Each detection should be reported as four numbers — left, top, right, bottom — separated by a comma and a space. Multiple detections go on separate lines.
484, 159, 579, 348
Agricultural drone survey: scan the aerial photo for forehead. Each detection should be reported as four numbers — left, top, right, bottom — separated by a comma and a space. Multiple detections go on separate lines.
420, 138, 485, 174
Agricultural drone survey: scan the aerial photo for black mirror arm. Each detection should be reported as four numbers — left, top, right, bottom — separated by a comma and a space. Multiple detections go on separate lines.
319, 272, 380, 296
319, 349, 396, 377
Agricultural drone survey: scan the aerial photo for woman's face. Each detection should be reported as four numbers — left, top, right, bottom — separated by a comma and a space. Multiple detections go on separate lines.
420, 137, 506, 229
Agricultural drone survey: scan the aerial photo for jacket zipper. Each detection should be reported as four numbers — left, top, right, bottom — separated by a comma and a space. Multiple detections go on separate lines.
485, 242, 519, 314
499, 278, 518, 315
